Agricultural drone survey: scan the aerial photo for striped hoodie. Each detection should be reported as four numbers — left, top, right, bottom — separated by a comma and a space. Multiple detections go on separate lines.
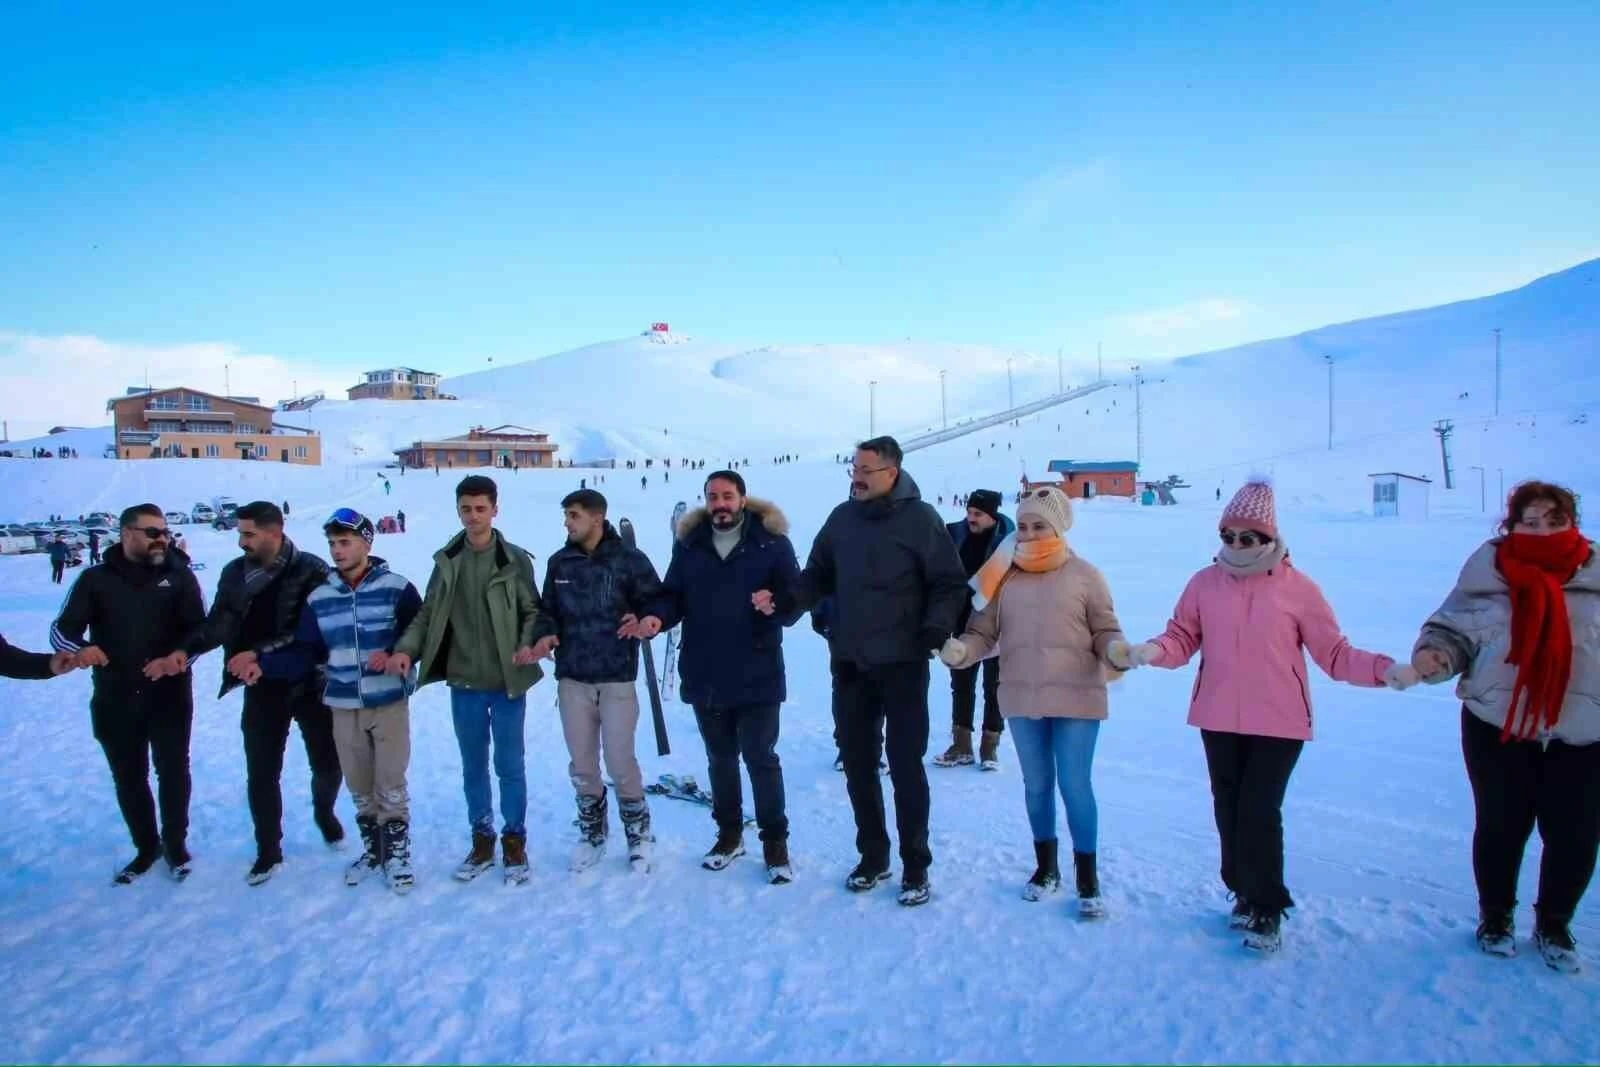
260, 557, 423, 710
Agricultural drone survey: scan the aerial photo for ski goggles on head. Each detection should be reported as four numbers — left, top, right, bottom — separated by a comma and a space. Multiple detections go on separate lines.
324, 507, 376, 543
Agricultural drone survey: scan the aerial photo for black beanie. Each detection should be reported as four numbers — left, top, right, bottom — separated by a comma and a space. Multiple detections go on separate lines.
967, 489, 1002, 519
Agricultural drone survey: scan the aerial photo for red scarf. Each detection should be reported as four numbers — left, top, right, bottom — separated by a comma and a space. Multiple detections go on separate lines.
1495, 527, 1592, 741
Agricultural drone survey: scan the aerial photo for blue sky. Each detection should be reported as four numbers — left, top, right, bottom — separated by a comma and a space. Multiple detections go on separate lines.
2, 0, 1597, 424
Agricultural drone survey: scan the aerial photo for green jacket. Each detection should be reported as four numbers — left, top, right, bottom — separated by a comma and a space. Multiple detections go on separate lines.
393, 529, 543, 698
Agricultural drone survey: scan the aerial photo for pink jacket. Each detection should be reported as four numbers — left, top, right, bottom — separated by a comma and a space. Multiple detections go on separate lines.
1145, 560, 1393, 741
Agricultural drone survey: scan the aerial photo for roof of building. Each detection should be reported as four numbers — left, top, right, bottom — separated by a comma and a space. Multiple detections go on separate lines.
107, 386, 272, 414
365, 366, 441, 377
1047, 459, 1141, 474
1367, 472, 1433, 483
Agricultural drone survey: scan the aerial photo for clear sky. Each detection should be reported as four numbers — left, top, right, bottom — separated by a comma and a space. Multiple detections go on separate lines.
2, 0, 1597, 422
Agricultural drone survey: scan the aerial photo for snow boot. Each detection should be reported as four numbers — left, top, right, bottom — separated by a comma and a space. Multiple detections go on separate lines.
702, 828, 746, 871
501, 831, 530, 885
570, 792, 609, 872
315, 807, 347, 851
113, 847, 163, 886
1074, 850, 1105, 919
764, 839, 794, 885
932, 727, 975, 768
454, 830, 497, 882
1243, 908, 1282, 953
898, 870, 932, 907
979, 730, 1002, 772
247, 852, 284, 887
1228, 894, 1252, 930
1534, 912, 1580, 974
382, 819, 415, 894
1475, 909, 1516, 958
346, 814, 382, 886
1022, 839, 1061, 901
845, 858, 893, 892
164, 840, 193, 883
620, 796, 654, 874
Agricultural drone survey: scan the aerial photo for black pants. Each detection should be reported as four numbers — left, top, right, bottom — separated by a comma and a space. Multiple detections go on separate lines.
950, 657, 1002, 735
50, 560, 64, 584
1461, 707, 1600, 923
242, 685, 343, 859
693, 702, 788, 843
94, 698, 193, 856
832, 659, 932, 876
1201, 729, 1304, 914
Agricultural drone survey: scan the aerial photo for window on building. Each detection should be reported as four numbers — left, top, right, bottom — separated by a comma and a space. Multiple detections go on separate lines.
204, 445, 219, 458
236, 423, 255, 434
457, 450, 468, 463
295, 446, 308, 459
151, 396, 179, 411
255, 444, 268, 457
187, 396, 210, 411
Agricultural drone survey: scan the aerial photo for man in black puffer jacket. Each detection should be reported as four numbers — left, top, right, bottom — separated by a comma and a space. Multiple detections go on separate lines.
530, 489, 663, 871
756, 436, 968, 906
51, 504, 206, 884
170, 500, 343, 884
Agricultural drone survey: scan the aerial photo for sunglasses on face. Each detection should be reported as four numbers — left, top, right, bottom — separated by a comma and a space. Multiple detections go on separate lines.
130, 526, 169, 540
1219, 530, 1271, 548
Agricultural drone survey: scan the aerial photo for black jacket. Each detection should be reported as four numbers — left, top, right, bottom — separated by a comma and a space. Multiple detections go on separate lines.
533, 522, 663, 684
182, 539, 330, 697
50, 544, 206, 712
646, 499, 802, 707
782, 469, 968, 668
1, 633, 55, 680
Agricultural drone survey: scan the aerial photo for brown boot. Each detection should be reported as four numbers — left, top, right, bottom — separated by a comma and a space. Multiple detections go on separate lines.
933, 726, 975, 767
502, 832, 530, 885
979, 730, 1002, 771
454, 831, 496, 882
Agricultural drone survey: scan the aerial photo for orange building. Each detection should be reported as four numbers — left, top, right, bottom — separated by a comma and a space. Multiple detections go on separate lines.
393, 425, 559, 470
108, 387, 322, 464
1046, 459, 1140, 499
347, 367, 442, 401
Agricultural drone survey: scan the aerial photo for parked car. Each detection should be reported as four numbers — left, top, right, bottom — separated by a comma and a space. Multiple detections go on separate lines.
0, 525, 37, 554
86, 512, 116, 528
212, 514, 239, 532
164, 511, 189, 526
191, 503, 216, 523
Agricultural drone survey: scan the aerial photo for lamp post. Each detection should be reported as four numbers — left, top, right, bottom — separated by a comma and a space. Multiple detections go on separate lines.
1470, 465, 1485, 512
869, 380, 878, 436
939, 370, 947, 429
1006, 357, 1014, 410
1325, 354, 1334, 451
1493, 328, 1502, 416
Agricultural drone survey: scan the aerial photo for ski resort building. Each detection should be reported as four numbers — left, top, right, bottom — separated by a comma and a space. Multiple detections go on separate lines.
393, 425, 560, 470
1369, 472, 1432, 519
1046, 459, 1141, 499
347, 367, 443, 401
108, 387, 323, 464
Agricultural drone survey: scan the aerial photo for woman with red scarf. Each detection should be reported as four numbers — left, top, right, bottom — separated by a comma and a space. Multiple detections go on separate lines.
1402, 481, 1599, 974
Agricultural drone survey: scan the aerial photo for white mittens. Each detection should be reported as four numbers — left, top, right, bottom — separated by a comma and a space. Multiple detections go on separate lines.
939, 638, 972, 669
1383, 663, 1422, 691
1106, 640, 1134, 670
1129, 642, 1161, 667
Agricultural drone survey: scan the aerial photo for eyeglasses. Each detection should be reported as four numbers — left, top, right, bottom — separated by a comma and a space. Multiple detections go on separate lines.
1219, 530, 1271, 548
848, 463, 894, 477
130, 526, 169, 540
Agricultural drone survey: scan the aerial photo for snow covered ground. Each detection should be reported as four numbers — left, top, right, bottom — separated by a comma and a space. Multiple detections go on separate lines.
3, 263, 1600, 1063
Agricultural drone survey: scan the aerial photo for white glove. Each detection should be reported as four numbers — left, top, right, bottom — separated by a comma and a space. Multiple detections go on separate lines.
1383, 663, 1422, 691
1128, 642, 1161, 667
1106, 639, 1134, 670
939, 638, 972, 669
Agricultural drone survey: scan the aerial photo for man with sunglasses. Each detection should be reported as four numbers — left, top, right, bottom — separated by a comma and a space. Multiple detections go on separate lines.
51, 505, 206, 884
753, 435, 968, 906
159, 500, 343, 885
258, 509, 423, 893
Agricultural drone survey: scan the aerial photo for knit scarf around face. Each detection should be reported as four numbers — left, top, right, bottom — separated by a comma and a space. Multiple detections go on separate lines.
968, 533, 1069, 611
1495, 527, 1593, 741
1214, 539, 1287, 577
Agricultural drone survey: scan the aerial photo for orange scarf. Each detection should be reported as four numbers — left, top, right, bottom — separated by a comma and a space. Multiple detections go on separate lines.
968, 533, 1069, 611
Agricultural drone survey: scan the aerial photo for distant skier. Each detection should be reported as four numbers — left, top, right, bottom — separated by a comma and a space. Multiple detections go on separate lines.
395, 509, 406, 533
641, 475, 647, 490
383, 479, 391, 496
283, 500, 291, 517
48, 532, 70, 583
88, 528, 101, 564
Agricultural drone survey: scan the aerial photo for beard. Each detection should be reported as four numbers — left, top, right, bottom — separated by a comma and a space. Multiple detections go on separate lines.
144, 547, 166, 567
710, 508, 741, 530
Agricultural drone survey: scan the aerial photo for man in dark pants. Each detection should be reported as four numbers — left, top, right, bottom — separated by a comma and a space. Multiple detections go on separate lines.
755, 436, 968, 906
638, 470, 802, 883
933, 489, 1013, 770
48, 532, 70, 583
51, 505, 206, 884
165, 500, 343, 884
88, 527, 101, 564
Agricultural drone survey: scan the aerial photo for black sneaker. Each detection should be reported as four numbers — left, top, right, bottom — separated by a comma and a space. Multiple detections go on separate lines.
1243, 909, 1282, 953
845, 860, 892, 892
164, 842, 193, 882
113, 849, 162, 886
315, 810, 347, 850
247, 854, 284, 886
1476, 911, 1516, 958
1534, 922, 1580, 974
1228, 895, 1252, 930
898, 872, 932, 907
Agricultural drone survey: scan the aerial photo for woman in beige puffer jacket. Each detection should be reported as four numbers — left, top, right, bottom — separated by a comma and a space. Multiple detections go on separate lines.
939, 486, 1127, 916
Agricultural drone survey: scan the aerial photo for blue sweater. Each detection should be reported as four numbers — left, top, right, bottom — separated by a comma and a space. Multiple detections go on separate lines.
261, 558, 422, 710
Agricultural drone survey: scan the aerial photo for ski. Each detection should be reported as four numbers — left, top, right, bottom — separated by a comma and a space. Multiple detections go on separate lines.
644, 774, 756, 827
618, 518, 670, 756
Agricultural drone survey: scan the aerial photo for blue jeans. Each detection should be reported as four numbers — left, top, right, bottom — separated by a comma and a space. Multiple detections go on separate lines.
1008, 716, 1100, 851
449, 688, 528, 837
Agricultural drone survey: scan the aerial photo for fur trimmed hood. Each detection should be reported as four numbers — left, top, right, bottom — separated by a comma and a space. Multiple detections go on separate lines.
675, 497, 790, 541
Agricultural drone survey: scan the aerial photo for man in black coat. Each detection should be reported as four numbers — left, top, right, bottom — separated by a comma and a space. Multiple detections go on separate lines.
0, 634, 75, 679
160, 500, 343, 884
530, 489, 664, 872
637, 470, 801, 882
755, 436, 968, 906
51, 504, 206, 884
